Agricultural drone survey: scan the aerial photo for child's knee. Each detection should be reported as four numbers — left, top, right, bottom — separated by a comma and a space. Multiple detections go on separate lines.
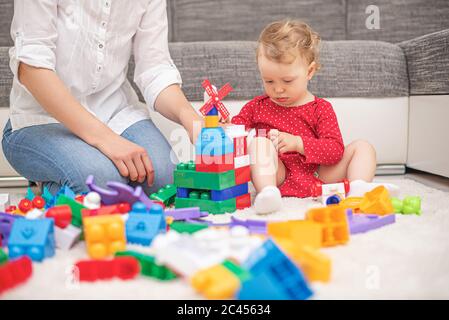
349, 140, 376, 158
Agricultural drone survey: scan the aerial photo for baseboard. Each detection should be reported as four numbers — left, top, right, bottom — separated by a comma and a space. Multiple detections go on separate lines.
0, 176, 28, 188
376, 164, 406, 175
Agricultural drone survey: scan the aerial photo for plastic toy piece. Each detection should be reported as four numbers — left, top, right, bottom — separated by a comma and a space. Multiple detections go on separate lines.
0, 256, 32, 295
239, 239, 313, 300
42, 187, 54, 208
55, 225, 82, 250
234, 155, 250, 169
149, 184, 177, 206
164, 207, 207, 221
235, 166, 251, 185
46, 205, 73, 229
85, 175, 155, 208
175, 196, 236, 214
81, 202, 131, 218
391, 196, 421, 215
74, 256, 139, 282
8, 218, 55, 262
210, 183, 248, 201
0, 248, 7, 265
195, 127, 235, 156
230, 216, 267, 234
83, 192, 101, 209
205, 115, 219, 128
126, 213, 163, 246
195, 154, 234, 173
83, 214, 126, 259
18, 198, 33, 213
339, 197, 363, 213
0, 194, 10, 212
199, 79, 233, 120
360, 186, 394, 215
191, 263, 241, 299
25, 208, 45, 220
174, 161, 236, 190
56, 195, 87, 228
32, 196, 46, 210
26, 187, 35, 201
169, 221, 209, 234
267, 220, 322, 249
235, 193, 251, 210
115, 250, 177, 281
306, 206, 350, 247
0, 213, 23, 247
347, 209, 396, 234
224, 125, 248, 158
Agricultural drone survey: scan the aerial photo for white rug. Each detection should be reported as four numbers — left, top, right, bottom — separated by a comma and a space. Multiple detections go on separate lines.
2, 177, 449, 300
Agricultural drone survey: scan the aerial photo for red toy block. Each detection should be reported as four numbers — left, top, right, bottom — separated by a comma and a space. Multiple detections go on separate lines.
81, 202, 131, 218
235, 166, 251, 185
74, 257, 140, 282
195, 154, 234, 173
18, 199, 33, 213
0, 256, 33, 295
233, 136, 247, 157
45, 205, 72, 229
5, 205, 17, 213
32, 196, 46, 209
236, 193, 251, 209
75, 195, 85, 204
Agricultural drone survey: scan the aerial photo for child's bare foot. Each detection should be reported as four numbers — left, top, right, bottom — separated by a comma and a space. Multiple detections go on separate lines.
254, 186, 282, 214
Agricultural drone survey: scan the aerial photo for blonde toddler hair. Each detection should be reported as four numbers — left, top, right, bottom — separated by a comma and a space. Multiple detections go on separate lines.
257, 20, 321, 70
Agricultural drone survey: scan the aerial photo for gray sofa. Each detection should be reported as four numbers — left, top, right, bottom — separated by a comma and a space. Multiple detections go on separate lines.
0, 0, 448, 187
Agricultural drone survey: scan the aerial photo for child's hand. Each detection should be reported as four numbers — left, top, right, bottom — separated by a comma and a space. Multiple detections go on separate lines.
268, 129, 302, 154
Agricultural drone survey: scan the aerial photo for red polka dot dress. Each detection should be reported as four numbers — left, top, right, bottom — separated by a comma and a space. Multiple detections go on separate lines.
231, 95, 345, 198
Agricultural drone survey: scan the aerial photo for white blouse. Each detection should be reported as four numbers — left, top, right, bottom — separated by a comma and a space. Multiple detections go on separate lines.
9, 0, 182, 134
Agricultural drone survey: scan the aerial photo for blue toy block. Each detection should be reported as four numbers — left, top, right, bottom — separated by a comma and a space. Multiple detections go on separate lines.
8, 218, 55, 262
129, 203, 166, 232
42, 187, 55, 209
131, 202, 148, 214
126, 214, 163, 246
195, 127, 234, 156
241, 239, 313, 300
177, 187, 190, 198
25, 187, 35, 201
55, 185, 75, 201
206, 106, 218, 116
211, 183, 249, 201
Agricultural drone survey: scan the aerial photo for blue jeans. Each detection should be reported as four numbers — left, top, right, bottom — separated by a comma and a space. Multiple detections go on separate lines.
2, 119, 177, 195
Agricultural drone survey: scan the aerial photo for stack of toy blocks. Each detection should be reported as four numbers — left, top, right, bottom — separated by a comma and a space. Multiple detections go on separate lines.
174, 80, 251, 214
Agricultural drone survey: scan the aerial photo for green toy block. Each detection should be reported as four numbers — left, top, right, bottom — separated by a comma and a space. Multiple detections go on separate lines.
175, 197, 236, 214
150, 184, 177, 206
169, 221, 209, 234
115, 250, 177, 281
56, 194, 87, 227
222, 260, 251, 282
174, 161, 235, 190
0, 248, 8, 265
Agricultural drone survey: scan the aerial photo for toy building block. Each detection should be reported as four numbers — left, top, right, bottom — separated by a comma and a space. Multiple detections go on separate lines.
360, 186, 394, 215
18, 198, 33, 213
234, 154, 250, 169
74, 256, 139, 282
205, 115, 219, 128
347, 209, 396, 234
0, 248, 7, 265
339, 197, 363, 213
126, 213, 163, 246
169, 221, 209, 234
46, 205, 73, 229
267, 220, 323, 249
239, 239, 313, 300
235, 166, 251, 185
56, 195, 87, 228
174, 161, 236, 190
0, 194, 10, 212
83, 192, 101, 209
25, 209, 45, 220
175, 196, 236, 214
56, 185, 76, 199
196, 127, 235, 157
191, 263, 241, 299
0, 213, 23, 247
222, 259, 251, 283
195, 154, 234, 173
310, 180, 350, 205
115, 250, 177, 281
42, 187, 54, 208
83, 214, 126, 259
149, 184, 177, 206
164, 207, 206, 221
391, 196, 421, 215
235, 193, 251, 210
55, 225, 82, 250
0, 256, 32, 295
306, 206, 350, 247
210, 183, 248, 201
25, 187, 35, 200
81, 202, 131, 218
8, 218, 55, 262
230, 217, 267, 234
199, 79, 233, 120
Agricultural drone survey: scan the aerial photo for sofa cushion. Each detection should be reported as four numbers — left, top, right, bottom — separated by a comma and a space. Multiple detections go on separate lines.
0, 0, 13, 47
0, 47, 11, 107
168, 0, 346, 42
347, 0, 449, 43
398, 29, 449, 96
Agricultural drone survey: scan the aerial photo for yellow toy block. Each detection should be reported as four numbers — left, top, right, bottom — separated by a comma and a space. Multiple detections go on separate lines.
274, 238, 331, 282
306, 206, 350, 247
339, 197, 363, 213
360, 186, 394, 215
191, 264, 240, 299
83, 215, 126, 259
205, 115, 219, 128
267, 220, 322, 249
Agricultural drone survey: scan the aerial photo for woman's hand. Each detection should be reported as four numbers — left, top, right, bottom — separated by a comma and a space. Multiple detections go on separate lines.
268, 129, 304, 154
96, 134, 154, 186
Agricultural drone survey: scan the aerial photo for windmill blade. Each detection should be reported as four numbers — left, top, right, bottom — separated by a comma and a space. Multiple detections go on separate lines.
202, 79, 216, 98
215, 101, 230, 119
199, 100, 215, 115
217, 83, 233, 100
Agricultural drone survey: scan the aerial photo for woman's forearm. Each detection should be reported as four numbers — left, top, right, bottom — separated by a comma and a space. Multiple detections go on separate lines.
18, 63, 115, 147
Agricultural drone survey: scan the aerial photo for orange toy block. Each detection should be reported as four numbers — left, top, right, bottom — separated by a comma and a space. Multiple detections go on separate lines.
191, 264, 240, 299
274, 238, 331, 282
83, 215, 126, 259
360, 186, 394, 215
267, 220, 322, 249
339, 197, 363, 213
306, 206, 350, 247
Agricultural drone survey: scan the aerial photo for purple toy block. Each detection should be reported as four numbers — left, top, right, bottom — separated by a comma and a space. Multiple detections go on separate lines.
0, 213, 23, 247
347, 209, 395, 234
230, 216, 267, 234
86, 175, 154, 208
164, 207, 209, 221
